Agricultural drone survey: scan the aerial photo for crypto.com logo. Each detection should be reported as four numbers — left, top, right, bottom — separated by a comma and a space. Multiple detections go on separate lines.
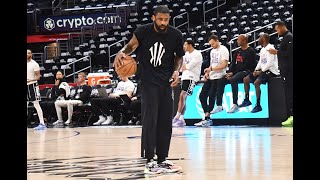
44, 18, 55, 31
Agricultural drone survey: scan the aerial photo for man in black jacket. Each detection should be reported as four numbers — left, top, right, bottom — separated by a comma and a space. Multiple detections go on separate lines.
226, 34, 257, 113
268, 21, 293, 126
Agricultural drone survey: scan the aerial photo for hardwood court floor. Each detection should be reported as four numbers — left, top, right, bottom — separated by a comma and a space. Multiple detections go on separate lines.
27, 126, 293, 180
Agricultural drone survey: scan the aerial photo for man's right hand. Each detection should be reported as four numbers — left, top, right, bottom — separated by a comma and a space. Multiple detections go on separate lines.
226, 72, 233, 77
203, 72, 209, 82
109, 93, 119, 98
113, 51, 126, 69
55, 79, 60, 86
204, 67, 211, 74
226, 72, 233, 80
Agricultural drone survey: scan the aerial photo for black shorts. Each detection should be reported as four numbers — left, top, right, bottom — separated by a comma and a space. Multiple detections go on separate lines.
249, 71, 278, 84
181, 80, 196, 96
27, 82, 41, 101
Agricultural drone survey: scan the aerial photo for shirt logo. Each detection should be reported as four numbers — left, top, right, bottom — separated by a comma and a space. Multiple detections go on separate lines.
236, 53, 243, 63
211, 52, 219, 64
262, 58, 267, 64
149, 42, 165, 67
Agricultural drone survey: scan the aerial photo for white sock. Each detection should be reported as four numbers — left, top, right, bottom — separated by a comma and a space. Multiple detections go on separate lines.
33, 101, 45, 125
179, 115, 184, 120
175, 112, 181, 118
27, 102, 29, 115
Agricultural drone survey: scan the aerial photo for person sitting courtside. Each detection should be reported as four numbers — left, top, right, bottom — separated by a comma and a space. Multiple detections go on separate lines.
53, 72, 91, 126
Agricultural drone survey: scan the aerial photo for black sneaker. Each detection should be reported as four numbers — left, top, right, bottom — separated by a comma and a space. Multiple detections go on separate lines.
251, 104, 262, 113
144, 160, 162, 174
238, 99, 252, 107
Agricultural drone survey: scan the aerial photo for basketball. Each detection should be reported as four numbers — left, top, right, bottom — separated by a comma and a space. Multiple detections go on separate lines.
115, 55, 137, 77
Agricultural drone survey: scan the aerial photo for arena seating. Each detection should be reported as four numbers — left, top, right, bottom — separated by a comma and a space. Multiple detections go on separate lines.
30, 0, 292, 85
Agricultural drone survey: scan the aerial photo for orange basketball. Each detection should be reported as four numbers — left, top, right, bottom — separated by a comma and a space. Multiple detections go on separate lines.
115, 56, 137, 77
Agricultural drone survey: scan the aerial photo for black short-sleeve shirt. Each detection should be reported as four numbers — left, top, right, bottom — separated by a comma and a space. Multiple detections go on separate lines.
134, 23, 184, 85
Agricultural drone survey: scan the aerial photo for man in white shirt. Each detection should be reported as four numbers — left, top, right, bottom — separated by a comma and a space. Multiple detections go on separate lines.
92, 76, 135, 125
195, 34, 229, 127
239, 33, 280, 113
172, 40, 203, 127
27, 49, 46, 130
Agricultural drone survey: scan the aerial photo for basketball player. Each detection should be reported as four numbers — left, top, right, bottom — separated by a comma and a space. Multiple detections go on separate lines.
114, 5, 184, 174
172, 40, 203, 127
268, 21, 293, 127
27, 49, 46, 130
195, 34, 229, 127
226, 34, 256, 113
239, 33, 280, 112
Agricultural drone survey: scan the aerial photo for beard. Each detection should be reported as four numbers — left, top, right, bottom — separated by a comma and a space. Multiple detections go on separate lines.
154, 22, 168, 33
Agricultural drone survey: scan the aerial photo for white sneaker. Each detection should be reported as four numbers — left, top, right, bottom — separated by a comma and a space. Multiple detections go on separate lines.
172, 117, 179, 125
227, 104, 238, 113
52, 120, 63, 125
93, 115, 107, 125
194, 120, 212, 127
101, 115, 114, 125
65, 119, 72, 125
210, 106, 223, 114
172, 119, 186, 127
157, 160, 182, 173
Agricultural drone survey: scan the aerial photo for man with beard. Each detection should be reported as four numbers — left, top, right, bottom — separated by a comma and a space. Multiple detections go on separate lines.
268, 21, 293, 127
114, 5, 184, 174
27, 49, 46, 130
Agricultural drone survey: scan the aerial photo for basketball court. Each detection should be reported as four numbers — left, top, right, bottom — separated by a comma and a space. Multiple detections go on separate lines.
27, 126, 293, 180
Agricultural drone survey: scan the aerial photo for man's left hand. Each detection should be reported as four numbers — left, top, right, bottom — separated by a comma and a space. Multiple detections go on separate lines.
253, 70, 261, 77
267, 48, 277, 55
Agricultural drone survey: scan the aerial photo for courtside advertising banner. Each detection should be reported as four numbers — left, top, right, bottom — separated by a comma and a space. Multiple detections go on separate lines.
39, 13, 125, 33
184, 83, 269, 119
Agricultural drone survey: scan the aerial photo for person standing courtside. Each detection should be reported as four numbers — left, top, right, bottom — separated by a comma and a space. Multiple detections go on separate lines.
172, 39, 203, 127
226, 34, 256, 113
194, 34, 229, 127
114, 5, 184, 174
268, 21, 293, 127
27, 49, 46, 130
